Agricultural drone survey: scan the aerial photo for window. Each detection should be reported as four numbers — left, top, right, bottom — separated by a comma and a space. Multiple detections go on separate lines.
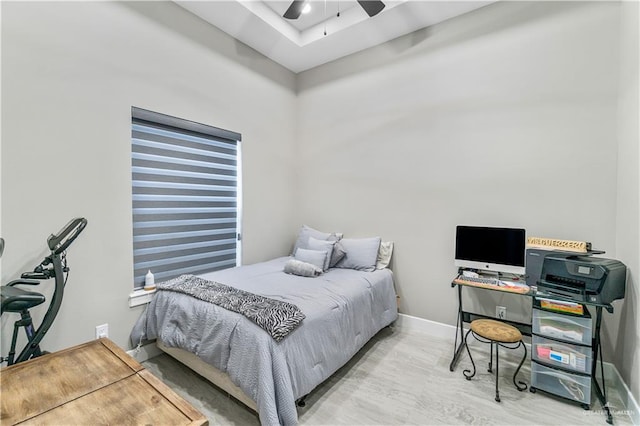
131, 107, 241, 289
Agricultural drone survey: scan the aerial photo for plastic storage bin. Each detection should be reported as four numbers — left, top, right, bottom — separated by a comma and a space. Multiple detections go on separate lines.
531, 362, 591, 404
532, 309, 592, 345
532, 335, 592, 374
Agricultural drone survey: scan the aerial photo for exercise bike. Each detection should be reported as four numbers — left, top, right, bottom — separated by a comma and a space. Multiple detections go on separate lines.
1, 217, 87, 365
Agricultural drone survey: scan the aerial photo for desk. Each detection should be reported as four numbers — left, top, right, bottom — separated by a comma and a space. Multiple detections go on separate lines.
449, 277, 615, 424
0, 338, 207, 425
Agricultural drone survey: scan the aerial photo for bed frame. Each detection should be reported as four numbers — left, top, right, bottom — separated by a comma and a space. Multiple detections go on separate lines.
157, 341, 259, 412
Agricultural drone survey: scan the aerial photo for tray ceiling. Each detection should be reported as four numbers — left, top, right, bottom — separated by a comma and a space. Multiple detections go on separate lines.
175, 1, 495, 73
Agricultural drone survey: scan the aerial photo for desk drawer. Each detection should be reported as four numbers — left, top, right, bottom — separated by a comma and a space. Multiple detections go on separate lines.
531, 362, 591, 404
532, 309, 592, 345
532, 335, 592, 374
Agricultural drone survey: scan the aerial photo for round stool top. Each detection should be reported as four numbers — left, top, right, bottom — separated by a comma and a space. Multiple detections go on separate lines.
470, 319, 522, 343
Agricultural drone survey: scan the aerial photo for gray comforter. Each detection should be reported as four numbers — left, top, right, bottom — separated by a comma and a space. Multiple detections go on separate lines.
130, 257, 398, 425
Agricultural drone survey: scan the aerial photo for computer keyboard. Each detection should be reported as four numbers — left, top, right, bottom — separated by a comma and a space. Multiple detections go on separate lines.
457, 276, 501, 286
454, 275, 531, 293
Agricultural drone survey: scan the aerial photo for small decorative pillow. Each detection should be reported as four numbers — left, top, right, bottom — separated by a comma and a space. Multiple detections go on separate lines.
294, 248, 327, 271
336, 237, 381, 272
307, 237, 335, 272
376, 241, 394, 269
330, 240, 347, 268
284, 259, 323, 277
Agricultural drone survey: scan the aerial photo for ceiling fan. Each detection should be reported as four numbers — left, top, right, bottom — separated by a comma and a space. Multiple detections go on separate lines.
283, 0, 386, 20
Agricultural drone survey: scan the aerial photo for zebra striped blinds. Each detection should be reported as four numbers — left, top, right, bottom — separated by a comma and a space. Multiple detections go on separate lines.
131, 107, 241, 288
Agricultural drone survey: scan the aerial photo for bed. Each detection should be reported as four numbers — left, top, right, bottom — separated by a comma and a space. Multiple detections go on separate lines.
131, 253, 397, 425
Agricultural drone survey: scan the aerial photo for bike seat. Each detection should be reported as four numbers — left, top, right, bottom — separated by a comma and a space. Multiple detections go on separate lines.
1, 286, 46, 314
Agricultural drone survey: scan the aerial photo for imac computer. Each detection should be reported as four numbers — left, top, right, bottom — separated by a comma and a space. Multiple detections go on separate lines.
455, 225, 526, 276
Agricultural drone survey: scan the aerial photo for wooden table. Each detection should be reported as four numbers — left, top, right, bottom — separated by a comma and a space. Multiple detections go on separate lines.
0, 338, 207, 425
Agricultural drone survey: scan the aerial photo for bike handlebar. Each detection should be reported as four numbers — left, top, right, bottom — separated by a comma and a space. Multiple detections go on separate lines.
7, 278, 40, 287
21, 218, 88, 280
21, 272, 51, 280
47, 218, 88, 254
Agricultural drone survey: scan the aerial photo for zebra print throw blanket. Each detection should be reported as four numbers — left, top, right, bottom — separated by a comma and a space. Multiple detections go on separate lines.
157, 275, 305, 341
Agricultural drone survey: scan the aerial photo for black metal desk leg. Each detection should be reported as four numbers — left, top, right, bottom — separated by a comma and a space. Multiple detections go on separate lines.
449, 284, 466, 371
591, 306, 613, 424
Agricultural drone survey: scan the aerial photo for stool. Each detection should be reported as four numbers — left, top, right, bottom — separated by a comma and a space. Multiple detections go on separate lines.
463, 319, 527, 402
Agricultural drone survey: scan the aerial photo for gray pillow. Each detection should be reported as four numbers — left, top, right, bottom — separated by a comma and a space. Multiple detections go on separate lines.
307, 237, 335, 272
284, 259, 322, 277
291, 225, 343, 255
292, 225, 330, 255
294, 248, 327, 271
330, 240, 347, 268
336, 237, 381, 272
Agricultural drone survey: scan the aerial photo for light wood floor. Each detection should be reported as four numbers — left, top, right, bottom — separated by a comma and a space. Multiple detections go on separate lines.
142, 326, 634, 425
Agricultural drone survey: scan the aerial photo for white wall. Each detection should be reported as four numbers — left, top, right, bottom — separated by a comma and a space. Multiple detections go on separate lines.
1, 1, 297, 352
297, 1, 623, 349
2, 0, 637, 405
614, 0, 640, 405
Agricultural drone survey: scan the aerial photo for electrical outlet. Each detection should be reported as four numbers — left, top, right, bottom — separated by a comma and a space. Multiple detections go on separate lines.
95, 324, 109, 339
496, 306, 506, 320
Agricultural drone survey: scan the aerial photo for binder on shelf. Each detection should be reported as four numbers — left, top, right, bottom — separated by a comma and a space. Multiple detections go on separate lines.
539, 298, 584, 315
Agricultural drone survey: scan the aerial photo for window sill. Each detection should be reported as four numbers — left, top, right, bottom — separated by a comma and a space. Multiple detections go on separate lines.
129, 288, 156, 308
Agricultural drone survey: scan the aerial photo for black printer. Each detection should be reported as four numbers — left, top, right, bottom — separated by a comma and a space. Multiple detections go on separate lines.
537, 254, 627, 305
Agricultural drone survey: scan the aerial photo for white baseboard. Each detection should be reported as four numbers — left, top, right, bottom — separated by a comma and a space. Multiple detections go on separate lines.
394, 313, 458, 339
129, 313, 639, 422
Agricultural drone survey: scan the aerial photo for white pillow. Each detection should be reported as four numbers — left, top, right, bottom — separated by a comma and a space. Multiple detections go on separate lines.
294, 248, 327, 271
336, 237, 381, 272
307, 237, 336, 272
376, 241, 394, 269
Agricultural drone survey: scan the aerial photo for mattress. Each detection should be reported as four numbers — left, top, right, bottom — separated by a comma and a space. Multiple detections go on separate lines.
130, 256, 398, 425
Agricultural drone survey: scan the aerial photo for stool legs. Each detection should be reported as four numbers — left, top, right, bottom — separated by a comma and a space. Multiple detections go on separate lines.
495, 344, 500, 402
463, 332, 528, 402
488, 342, 494, 373
462, 328, 476, 380
512, 341, 528, 392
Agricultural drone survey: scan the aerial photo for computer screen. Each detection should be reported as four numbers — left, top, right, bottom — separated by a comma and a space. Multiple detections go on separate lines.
455, 225, 526, 275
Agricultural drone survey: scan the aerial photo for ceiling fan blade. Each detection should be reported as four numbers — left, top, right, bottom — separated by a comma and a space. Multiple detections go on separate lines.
357, 0, 385, 17
283, 0, 306, 19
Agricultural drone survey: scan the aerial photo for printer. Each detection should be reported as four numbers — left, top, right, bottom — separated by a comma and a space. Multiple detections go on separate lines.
525, 248, 574, 288
536, 254, 626, 305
